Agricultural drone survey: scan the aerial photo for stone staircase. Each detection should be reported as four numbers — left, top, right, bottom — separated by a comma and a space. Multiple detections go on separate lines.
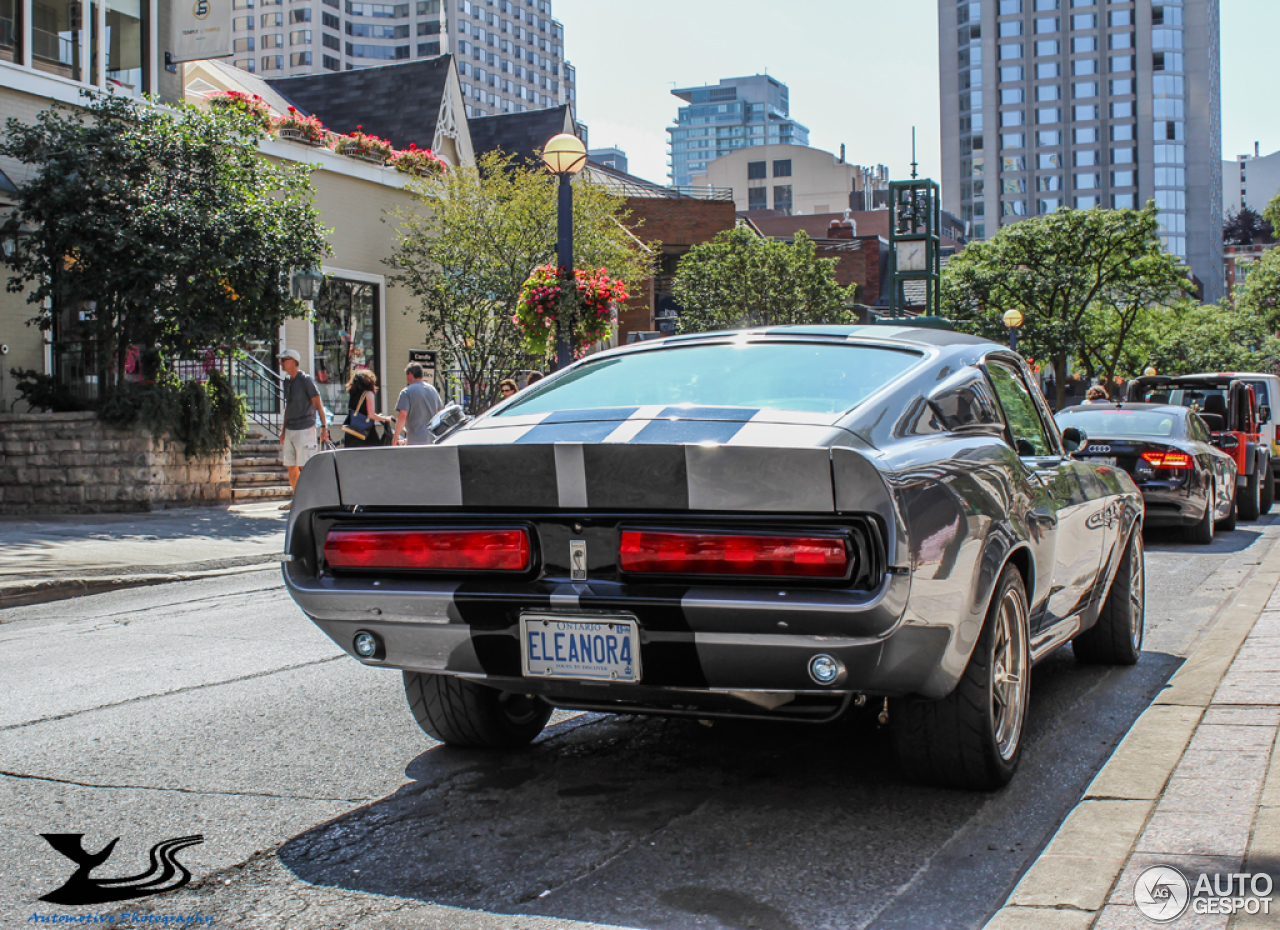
232, 440, 292, 503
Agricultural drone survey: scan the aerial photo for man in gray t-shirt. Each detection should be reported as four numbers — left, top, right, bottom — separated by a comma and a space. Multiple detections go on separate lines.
394, 362, 444, 446
278, 349, 329, 510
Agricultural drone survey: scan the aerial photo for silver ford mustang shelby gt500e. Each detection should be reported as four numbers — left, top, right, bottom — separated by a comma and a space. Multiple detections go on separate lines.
283, 326, 1143, 790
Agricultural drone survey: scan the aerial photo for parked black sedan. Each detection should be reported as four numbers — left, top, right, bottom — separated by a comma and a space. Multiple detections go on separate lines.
1055, 403, 1237, 544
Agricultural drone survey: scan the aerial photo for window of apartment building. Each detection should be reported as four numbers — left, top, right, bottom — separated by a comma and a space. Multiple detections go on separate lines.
346, 42, 409, 57
235, 15, 256, 29
1036, 107, 1062, 125
1035, 39, 1059, 56
1001, 65, 1024, 81
1110, 100, 1133, 118
1038, 130, 1061, 146
1038, 152, 1063, 169
1072, 35, 1096, 52
1112, 193, 1135, 209
261, 33, 282, 47
1110, 123, 1134, 141
418, 0, 439, 10
1153, 52, 1184, 71
1036, 62, 1060, 79
322, 0, 337, 6
261, 12, 283, 26
1109, 32, 1133, 49
1156, 120, 1185, 141
1071, 13, 1095, 29
418, 40, 439, 54
289, 7, 309, 21
1034, 0, 1059, 9
323, 54, 340, 69
1073, 104, 1098, 121
960, 24, 981, 43
773, 186, 793, 214
1154, 97, 1184, 119
747, 161, 766, 180
1108, 77, 1132, 96
234, 37, 255, 51
1110, 54, 1132, 72
290, 29, 310, 43
261, 54, 283, 69
1074, 126, 1098, 143
773, 160, 791, 178
1072, 58, 1097, 75
290, 51, 311, 65
1155, 189, 1186, 211
747, 188, 767, 210
1113, 146, 1136, 164
1002, 201, 1028, 217
1034, 17, 1057, 34
1111, 169, 1135, 187
1152, 5, 1182, 26
235, 58, 256, 72
418, 19, 440, 34
1073, 81, 1097, 98
999, 0, 1022, 12
1154, 167, 1186, 187
322, 12, 339, 27
1003, 132, 1026, 148
233, 0, 253, 8
347, 21, 407, 36
1001, 88, 1024, 104
1038, 175, 1063, 190
1002, 110, 1026, 126
1153, 75, 1185, 95
1074, 150, 1099, 167
1075, 195, 1099, 208
1108, 9, 1131, 27
346, 1, 408, 15
1003, 155, 1027, 171
1039, 198, 1062, 213
1000, 20, 1023, 37
322, 32, 339, 48
1003, 178, 1028, 195
999, 43, 1023, 60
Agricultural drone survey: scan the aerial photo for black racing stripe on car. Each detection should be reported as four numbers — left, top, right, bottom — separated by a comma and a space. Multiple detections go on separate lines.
458, 445, 558, 508
629, 419, 749, 445
658, 405, 759, 421
450, 586, 551, 678
513, 420, 625, 444
582, 444, 689, 510
539, 407, 640, 423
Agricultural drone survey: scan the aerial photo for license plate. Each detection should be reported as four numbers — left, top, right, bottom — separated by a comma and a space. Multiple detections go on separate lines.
520, 614, 641, 683
1090, 456, 1117, 467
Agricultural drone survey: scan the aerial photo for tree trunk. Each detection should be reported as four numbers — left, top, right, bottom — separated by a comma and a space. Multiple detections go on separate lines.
1054, 355, 1068, 410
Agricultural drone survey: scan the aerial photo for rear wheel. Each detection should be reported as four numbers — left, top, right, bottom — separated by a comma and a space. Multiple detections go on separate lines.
404, 672, 552, 749
1074, 530, 1144, 665
1239, 463, 1261, 520
1188, 484, 1215, 544
890, 565, 1030, 791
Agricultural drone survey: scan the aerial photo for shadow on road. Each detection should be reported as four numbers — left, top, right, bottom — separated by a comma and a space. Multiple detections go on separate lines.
277, 648, 1183, 930
1144, 525, 1265, 554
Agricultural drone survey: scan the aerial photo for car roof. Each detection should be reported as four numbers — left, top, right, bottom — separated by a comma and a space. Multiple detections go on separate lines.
1057, 403, 1189, 416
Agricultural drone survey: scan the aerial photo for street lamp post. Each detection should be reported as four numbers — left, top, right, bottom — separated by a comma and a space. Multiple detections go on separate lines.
541, 133, 588, 371
1003, 308, 1024, 353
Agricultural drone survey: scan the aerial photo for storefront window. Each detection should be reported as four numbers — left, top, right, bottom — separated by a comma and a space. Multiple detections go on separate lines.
0, 0, 19, 63
32, 0, 87, 81
313, 278, 380, 413
106, 0, 147, 94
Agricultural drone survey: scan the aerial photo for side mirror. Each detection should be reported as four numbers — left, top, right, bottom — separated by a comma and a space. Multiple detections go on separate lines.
428, 403, 471, 441
1260, 405, 1271, 425
1217, 434, 1240, 450
1062, 425, 1088, 454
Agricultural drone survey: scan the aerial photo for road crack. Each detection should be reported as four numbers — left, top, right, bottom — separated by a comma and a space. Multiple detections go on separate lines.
1, 767, 374, 803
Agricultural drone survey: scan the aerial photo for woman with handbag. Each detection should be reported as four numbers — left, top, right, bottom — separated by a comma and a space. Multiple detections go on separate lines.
341, 370, 394, 448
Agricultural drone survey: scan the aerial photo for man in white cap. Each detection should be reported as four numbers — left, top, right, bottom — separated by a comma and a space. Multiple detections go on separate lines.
278, 349, 329, 509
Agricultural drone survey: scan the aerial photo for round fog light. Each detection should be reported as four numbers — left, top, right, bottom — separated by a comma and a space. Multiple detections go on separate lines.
808, 653, 844, 686
353, 630, 383, 660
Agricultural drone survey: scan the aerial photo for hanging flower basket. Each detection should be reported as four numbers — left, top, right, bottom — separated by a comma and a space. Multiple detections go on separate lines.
388, 143, 449, 177
334, 125, 394, 165
206, 90, 274, 132
514, 265, 629, 361
272, 107, 329, 146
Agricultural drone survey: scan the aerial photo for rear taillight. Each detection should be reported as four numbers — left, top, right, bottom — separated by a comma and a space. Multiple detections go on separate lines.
1140, 450, 1193, 470
324, 528, 530, 572
619, 530, 850, 578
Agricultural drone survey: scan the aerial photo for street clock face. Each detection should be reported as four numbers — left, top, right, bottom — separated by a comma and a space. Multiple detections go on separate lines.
898, 240, 928, 272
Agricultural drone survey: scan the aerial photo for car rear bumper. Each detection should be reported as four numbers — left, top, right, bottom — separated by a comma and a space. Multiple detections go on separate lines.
1136, 482, 1202, 526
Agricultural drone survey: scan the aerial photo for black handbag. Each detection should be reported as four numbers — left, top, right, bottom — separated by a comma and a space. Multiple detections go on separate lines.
342, 392, 377, 440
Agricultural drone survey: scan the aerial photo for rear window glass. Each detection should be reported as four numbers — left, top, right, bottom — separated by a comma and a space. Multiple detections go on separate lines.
1056, 409, 1185, 438
1245, 380, 1270, 407
499, 342, 923, 416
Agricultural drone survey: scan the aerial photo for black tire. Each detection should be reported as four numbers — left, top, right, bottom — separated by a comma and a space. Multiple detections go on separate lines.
1239, 463, 1261, 520
1074, 530, 1144, 665
1218, 484, 1238, 531
890, 565, 1030, 791
1262, 459, 1274, 514
1188, 484, 1215, 544
403, 671, 552, 749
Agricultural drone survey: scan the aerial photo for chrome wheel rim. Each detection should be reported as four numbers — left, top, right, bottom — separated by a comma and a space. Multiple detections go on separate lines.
1130, 534, 1145, 652
991, 588, 1028, 762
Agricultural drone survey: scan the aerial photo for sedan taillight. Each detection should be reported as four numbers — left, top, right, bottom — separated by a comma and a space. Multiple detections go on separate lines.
1140, 450, 1193, 470
324, 528, 530, 572
619, 530, 850, 578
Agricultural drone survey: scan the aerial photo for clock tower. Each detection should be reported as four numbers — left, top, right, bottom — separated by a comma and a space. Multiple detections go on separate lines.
888, 178, 943, 321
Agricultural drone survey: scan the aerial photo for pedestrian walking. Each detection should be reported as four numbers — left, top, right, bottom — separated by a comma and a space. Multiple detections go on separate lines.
524, 370, 544, 386
278, 349, 329, 509
393, 362, 444, 446
342, 369, 394, 449
1084, 385, 1109, 404
498, 378, 518, 402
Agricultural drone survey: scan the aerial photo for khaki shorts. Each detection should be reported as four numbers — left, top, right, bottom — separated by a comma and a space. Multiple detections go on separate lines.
282, 428, 318, 467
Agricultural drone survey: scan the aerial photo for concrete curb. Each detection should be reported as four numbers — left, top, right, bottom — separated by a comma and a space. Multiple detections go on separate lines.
0, 561, 280, 612
983, 536, 1280, 930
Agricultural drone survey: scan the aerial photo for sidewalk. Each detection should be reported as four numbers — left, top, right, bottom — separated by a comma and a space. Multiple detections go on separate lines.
987, 538, 1280, 930
0, 502, 287, 610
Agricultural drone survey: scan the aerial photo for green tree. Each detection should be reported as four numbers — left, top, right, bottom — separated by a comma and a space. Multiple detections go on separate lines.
1265, 192, 1280, 239
671, 227, 856, 334
1234, 246, 1280, 327
387, 150, 652, 414
1144, 300, 1280, 375
941, 204, 1186, 408
1, 91, 329, 392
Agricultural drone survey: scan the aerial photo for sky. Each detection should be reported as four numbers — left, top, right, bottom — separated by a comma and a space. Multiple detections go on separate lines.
555, 0, 1280, 188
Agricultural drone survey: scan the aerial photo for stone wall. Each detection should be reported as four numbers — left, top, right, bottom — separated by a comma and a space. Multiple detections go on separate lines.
0, 413, 232, 515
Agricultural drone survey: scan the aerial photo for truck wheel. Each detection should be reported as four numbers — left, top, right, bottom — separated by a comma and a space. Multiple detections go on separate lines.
1261, 461, 1274, 514
404, 672, 552, 749
1074, 530, 1144, 665
890, 565, 1030, 791
1187, 486, 1214, 544
1240, 466, 1261, 520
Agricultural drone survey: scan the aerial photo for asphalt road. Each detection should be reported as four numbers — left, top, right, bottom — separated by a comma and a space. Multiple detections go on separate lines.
1, 516, 1277, 930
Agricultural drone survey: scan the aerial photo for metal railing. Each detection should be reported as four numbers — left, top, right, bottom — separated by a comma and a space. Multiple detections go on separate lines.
173, 349, 283, 435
